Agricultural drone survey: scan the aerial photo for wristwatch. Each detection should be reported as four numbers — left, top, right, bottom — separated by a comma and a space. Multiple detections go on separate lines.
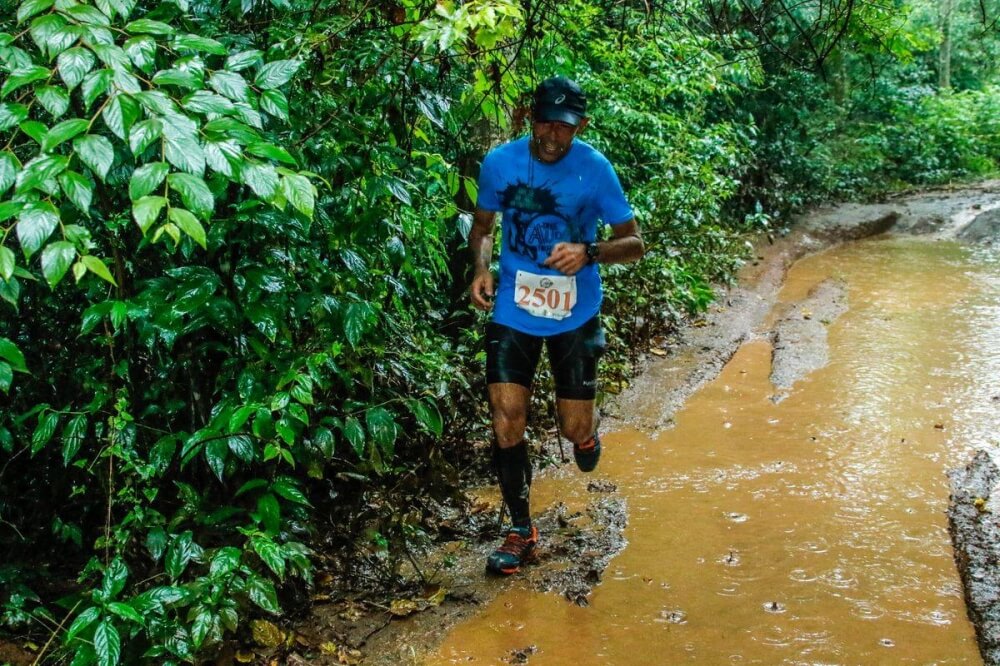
585, 242, 600, 264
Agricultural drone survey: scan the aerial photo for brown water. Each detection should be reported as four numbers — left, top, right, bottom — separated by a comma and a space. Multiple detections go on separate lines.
428, 237, 1000, 665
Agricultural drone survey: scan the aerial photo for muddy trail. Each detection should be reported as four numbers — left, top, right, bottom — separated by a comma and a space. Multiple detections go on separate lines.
287, 182, 1000, 665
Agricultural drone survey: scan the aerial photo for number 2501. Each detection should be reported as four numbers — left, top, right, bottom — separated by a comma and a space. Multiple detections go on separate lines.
516, 285, 572, 310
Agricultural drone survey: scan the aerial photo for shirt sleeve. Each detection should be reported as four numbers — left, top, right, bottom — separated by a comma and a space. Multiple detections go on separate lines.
475, 152, 501, 212
595, 157, 634, 226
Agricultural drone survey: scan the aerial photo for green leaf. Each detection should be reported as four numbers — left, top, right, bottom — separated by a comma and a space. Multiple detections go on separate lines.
28, 15, 66, 55
167, 172, 214, 219
182, 90, 234, 115
101, 94, 139, 141
0, 103, 29, 132
123, 35, 156, 72
61, 414, 86, 465
191, 608, 213, 649
82, 255, 117, 286
59, 170, 94, 214
101, 559, 128, 601
57, 48, 96, 91
0, 362, 11, 393
17, 202, 59, 259
73, 134, 114, 180
152, 68, 202, 90
226, 434, 253, 462
252, 536, 285, 579
106, 602, 142, 625
42, 118, 89, 152
209, 547, 241, 576
65, 5, 111, 27
41, 240, 76, 287
343, 301, 373, 347
225, 49, 262, 72
94, 618, 121, 666
205, 438, 227, 480
131, 195, 166, 233
407, 398, 443, 437
1, 66, 49, 99
254, 59, 301, 90
14, 154, 68, 193
272, 477, 310, 506
366, 407, 397, 458
129, 161, 168, 200
17, 0, 55, 23
173, 33, 226, 55
81, 69, 112, 110
32, 411, 59, 454
162, 124, 205, 175
124, 18, 174, 35
168, 208, 206, 248
281, 174, 314, 218
248, 576, 280, 614
0, 152, 16, 194
386, 177, 411, 206
257, 492, 280, 534
19, 120, 49, 147
204, 140, 240, 177
128, 118, 162, 155
247, 141, 296, 166
208, 71, 249, 102
0, 337, 27, 372
342, 417, 365, 458
0, 247, 15, 282
65, 606, 100, 643
241, 161, 277, 198
259, 90, 289, 121
37, 85, 70, 118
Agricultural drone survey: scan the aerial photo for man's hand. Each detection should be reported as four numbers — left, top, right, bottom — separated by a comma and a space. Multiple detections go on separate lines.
470, 271, 495, 310
544, 242, 588, 275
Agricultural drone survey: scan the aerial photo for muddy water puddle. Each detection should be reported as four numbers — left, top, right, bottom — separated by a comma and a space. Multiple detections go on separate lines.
427, 237, 1000, 665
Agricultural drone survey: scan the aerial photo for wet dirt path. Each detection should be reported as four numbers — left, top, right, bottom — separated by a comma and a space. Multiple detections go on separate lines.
424, 235, 1000, 664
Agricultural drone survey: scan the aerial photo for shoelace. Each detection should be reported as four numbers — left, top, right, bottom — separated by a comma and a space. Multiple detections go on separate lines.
497, 532, 533, 555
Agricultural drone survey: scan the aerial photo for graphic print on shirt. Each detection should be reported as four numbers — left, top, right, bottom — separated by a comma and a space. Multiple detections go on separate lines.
498, 180, 584, 268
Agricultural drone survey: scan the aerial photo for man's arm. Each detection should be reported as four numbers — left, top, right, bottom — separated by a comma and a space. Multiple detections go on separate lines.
544, 219, 644, 276
469, 208, 498, 310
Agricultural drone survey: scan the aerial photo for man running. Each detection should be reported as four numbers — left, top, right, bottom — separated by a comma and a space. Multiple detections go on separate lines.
469, 76, 645, 575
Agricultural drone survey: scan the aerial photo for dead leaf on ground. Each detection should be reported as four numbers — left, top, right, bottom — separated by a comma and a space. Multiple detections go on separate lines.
650, 348, 667, 356
250, 619, 285, 648
234, 649, 255, 663
389, 598, 421, 617
425, 585, 448, 606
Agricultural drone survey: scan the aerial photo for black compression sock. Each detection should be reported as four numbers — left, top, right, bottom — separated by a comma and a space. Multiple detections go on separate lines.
492, 441, 533, 529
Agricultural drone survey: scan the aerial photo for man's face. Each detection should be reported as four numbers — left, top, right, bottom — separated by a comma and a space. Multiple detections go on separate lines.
531, 118, 588, 164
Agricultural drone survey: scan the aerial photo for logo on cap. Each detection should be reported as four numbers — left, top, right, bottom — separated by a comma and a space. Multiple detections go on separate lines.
554, 94, 565, 104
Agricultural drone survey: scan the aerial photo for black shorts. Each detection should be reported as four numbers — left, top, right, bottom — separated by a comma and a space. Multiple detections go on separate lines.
486, 316, 607, 400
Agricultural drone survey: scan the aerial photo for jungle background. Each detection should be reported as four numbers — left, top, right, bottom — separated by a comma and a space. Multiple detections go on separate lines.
0, 0, 997, 662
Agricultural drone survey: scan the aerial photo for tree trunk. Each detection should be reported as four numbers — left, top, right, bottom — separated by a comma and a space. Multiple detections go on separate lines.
939, 0, 955, 89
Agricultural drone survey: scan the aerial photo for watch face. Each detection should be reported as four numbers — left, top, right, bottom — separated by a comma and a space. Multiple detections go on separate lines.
587, 243, 599, 261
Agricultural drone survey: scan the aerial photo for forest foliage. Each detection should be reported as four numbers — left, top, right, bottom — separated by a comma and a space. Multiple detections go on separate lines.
0, 0, 997, 662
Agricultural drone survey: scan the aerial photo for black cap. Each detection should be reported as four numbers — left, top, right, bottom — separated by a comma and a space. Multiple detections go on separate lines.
532, 76, 587, 126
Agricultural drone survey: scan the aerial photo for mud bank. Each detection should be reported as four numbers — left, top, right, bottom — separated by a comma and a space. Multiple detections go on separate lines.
289, 181, 1000, 665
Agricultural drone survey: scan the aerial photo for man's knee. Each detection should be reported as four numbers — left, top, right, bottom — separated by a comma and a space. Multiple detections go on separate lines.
562, 420, 595, 444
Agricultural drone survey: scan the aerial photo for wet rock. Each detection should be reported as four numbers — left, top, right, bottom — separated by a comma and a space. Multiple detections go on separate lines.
958, 207, 1000, 244
948, 450, 1000, 665
769, 278, 848, 402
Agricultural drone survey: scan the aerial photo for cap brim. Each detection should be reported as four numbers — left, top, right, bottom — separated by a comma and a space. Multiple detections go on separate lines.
534, 106, 584, 126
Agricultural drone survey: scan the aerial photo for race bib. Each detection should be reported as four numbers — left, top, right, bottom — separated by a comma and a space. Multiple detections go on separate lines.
514, 270, 577, 320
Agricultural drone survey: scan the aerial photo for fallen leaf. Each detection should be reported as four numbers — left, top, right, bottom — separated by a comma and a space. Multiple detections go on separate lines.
389, 598, 420, 617
934, 423, 945, 430
251, 619, 285, 648
235, 650, 255, 663
975, 497, 987, 511
425, 586, 447, 606
650, 348, 667, 356
320, 642, 339, 655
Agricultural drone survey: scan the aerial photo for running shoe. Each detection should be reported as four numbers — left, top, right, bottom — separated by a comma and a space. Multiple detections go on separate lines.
573, 435, 601, 473
486, 526, 538, 575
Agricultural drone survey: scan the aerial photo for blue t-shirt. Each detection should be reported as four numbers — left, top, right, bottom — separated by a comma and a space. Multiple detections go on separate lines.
476, 136, 633, 335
